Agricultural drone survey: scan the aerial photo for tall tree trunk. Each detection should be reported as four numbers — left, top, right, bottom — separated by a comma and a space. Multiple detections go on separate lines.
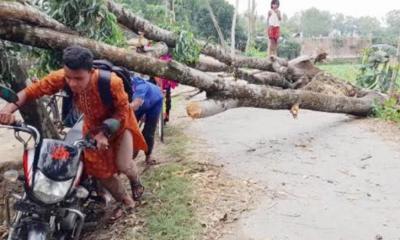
245, 0, 256, 52
170, 0, 176, 23
0, 22, 384, 116
245, 0, 251, 52
204, 0, 226, 48
231, 0, 239, 56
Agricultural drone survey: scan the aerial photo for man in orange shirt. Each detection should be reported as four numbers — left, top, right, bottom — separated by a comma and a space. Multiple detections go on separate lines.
0, 46, 146, 218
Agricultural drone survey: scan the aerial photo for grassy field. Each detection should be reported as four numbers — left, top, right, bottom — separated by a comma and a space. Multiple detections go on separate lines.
318, 63, 360, 83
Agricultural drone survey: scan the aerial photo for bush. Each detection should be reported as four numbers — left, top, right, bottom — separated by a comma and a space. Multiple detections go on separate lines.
356, 48, 400, 93
278, 38, 301, 59
373, 97, 400, 122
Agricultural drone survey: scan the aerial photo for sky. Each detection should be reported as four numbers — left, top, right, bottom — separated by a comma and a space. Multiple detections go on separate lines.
226, 0, 400, 20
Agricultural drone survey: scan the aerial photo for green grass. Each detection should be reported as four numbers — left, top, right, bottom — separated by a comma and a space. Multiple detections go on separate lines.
318, 63, 360, 83
125, 124, 200, 240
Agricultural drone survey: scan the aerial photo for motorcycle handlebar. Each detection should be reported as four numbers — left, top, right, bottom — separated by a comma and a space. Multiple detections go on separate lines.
0, 121, 41, 146
2, 121, 99, 150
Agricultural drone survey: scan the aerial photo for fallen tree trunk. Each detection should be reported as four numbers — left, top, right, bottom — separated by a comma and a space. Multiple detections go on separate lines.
194, 55, 230, 72
186, 99, 239, 119
140, 42, 169, 58
288, 55, 322, 79
106, 0, 288, 71
235, 69, 293, 89
1, 1, 291, 75
0, 22, 384, 116
0, 2, 74, 34
106, 0, 177, 46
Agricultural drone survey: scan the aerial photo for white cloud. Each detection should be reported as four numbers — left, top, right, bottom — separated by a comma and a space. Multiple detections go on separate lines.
227, 0, 400, 20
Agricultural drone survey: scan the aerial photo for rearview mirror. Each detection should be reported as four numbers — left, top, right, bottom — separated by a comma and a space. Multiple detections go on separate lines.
0, 85, 18, 103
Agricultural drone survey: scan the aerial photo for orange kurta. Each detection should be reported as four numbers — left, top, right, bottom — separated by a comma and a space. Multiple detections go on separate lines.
25, 69, 147, 179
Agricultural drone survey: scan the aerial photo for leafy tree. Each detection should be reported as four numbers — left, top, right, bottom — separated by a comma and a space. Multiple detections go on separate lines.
299, 8, 333, 37
386, 10, 400, 36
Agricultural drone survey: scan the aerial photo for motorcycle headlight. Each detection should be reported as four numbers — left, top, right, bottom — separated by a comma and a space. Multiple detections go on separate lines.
32, 170, 73, 204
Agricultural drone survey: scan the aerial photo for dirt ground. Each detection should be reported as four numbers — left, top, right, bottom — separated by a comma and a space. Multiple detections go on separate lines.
189, 106, 400, 240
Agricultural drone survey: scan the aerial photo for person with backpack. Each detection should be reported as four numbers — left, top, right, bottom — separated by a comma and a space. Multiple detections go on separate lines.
0, 45, 146, 220
130, 74, 163, 166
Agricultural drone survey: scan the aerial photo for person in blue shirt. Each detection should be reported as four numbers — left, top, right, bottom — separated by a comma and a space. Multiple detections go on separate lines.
130, 75, 163, 165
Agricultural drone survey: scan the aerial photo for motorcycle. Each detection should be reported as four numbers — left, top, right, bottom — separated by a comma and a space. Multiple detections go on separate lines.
0, 85, 119, 240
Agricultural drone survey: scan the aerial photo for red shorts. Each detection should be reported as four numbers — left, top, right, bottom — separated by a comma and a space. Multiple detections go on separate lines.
267, 26, 280, 41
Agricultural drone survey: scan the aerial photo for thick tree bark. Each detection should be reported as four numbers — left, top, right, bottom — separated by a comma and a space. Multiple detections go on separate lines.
194, 55, 230, 72
235, 69, 293, 89
143, 42, 169, 58
186, 99, 239, 118
0, 2, 74, 34
0, 23, 384, 116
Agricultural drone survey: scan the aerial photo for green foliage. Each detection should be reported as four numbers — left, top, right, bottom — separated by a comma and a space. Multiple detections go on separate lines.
278, 38, 301, 59
119, 1, 176, 30
138, 163, 200, 240
318, 63, 360, 83
194, 0, 234, 41
356, 48, 400, 92
42, 0, 126, 46
253, 37, 268, 52
173, 31, 201, 65
0, 41, 24, 85
245, 46, 267, 58
386, 10, 400, 36
373, 97, 400, 122
299, 7, 333, 37
32, 0, 126, 74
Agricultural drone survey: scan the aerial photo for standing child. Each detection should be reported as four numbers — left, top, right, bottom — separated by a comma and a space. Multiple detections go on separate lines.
267, 0, 281, 56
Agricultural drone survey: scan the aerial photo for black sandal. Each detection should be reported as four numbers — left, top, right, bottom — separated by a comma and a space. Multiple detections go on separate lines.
130, 181, 145, 201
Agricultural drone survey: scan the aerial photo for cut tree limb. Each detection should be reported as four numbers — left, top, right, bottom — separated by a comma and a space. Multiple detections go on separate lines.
0, 22, 384, 116
186, 99, 239, 119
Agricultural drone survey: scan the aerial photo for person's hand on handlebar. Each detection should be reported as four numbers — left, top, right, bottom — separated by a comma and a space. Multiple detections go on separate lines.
0, 111, 15, 125
93, 131, 109, 150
